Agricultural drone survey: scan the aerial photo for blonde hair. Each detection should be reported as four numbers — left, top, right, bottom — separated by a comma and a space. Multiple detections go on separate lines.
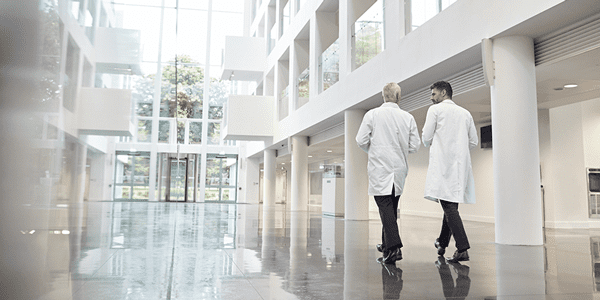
382, 83, 401, 103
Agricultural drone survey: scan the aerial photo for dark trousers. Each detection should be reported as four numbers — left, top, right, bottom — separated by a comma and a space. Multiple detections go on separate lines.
438, 200, 470, 252
374, 186, 402, 252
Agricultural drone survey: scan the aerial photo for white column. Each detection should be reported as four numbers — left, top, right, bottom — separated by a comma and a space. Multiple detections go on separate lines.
339, 0, 355, 77
345, 110, 369, 220
263, 149, 277, 207
383, 0, 406, 50
491, 36, 543, 245
290, 136, 309, 211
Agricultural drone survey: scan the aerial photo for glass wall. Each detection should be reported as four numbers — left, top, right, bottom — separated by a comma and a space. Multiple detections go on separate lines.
354, 0, 384, 70
410, 0, 457, 31
114, 152, 152, 201
319, 39, 339, 92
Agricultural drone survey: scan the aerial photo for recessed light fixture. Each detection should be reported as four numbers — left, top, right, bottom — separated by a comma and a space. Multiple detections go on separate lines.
564, 84, 578, 88
326, 150, 333, 153
308, 155, 313, 158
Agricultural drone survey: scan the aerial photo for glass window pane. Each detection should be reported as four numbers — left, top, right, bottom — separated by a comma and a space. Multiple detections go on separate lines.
221, 188, 235, 201
159, 120, 170, 143
189, 122, 202, 144
205, 158, 221, 186
354, 0, 384, 69
133, 63, 159, 117
137, 119, 152, 142
133, 156, 150, 184
212, 0, 244, 13
161, 60, 204, 119
116, 155, 132, 184
177, 9, 207, 64
177, 120, 185, 144
209, 80, 229, 119
117, 186, 131, 199
113, 4, 175, 62
222, 158, 237, 186
320, 39, 339, 92
40, 5, 62, 112
210, 11, 243, 66
179, 0, 209, 9
208, 122, 221, 145
63, 35, 80, 112
133, 186, 149, 199
205, 187, 219, 201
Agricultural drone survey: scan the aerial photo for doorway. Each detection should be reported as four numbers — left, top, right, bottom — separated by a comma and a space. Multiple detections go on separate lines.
205, 154, 238, 203
158, 153, 199, 202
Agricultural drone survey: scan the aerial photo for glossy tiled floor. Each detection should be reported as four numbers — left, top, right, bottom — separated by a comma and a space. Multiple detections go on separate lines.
39, 202, 600, 299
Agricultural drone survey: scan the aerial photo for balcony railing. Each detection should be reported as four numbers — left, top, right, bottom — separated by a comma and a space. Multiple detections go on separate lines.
297, 67, 309, 108
354, 0, 384, 70
319, 39, 339, 93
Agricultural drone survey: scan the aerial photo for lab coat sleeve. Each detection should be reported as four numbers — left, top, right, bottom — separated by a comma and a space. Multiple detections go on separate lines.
468, 115, 478, 150
422, 106, 436, 147
356, 111, 372, 153
408, 116, 421, 153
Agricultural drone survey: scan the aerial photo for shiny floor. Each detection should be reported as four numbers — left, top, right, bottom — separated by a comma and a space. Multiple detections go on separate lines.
40, 202, 600, 299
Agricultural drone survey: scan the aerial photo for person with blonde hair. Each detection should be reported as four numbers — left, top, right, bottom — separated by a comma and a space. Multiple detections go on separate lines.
356, 82, 421, 264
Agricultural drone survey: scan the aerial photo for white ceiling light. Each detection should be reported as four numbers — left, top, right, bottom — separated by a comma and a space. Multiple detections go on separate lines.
308, 155, 312, 158
564, 84, 578, 88
326, 150, 333, 153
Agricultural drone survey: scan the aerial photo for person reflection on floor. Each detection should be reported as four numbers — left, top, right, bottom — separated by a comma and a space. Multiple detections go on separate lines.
435, 256, 471, 299
381, 263, 403, 299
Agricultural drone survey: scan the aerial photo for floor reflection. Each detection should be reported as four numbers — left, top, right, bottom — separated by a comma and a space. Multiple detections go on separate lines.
22, 201, 600, 299
435, 257, 470, 299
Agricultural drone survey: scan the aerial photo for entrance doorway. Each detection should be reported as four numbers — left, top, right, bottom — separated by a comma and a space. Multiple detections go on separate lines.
158, 153, 199, 202
205, 154, 238, 202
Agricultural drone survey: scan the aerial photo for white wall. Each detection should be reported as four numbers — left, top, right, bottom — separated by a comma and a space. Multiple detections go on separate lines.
546, 98, 600, 228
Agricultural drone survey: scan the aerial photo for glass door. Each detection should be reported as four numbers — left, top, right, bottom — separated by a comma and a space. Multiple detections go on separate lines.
205, 154, 238, 202
158, 153, 200, 202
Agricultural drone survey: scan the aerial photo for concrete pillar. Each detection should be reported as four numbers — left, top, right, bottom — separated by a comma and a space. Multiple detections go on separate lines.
345, 109, 369, 220
291, 136, 309, 211
491, 36, 543, 245
263, 149, 277, 207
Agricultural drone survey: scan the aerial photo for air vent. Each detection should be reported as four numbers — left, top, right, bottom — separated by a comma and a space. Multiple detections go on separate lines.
400, 64, 485, 112
535, 13, 600, 66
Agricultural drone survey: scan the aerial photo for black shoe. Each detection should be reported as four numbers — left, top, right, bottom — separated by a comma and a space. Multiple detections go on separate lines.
376, 244, 384, 253
446, 250, 469, 263
383, 248, 402, 264
434, 239, 446, 256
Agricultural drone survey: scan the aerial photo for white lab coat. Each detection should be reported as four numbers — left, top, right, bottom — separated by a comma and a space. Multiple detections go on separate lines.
356, 102, 421, 196
422, 100, 478, 204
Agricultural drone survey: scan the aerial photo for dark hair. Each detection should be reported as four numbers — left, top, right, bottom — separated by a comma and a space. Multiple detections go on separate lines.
430, 81, 453, 99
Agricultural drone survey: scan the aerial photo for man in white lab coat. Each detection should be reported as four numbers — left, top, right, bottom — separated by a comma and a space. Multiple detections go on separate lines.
356, 83, 421, 264
422, 81, 478, 263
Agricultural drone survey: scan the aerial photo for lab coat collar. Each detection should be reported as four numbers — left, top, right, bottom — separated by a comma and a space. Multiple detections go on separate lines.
381, 102, 400, 108
441, 99, 456, 105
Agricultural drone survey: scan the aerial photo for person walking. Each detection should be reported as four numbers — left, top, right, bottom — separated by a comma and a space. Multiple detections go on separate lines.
356, 82, 421, 264
422, 81, 478, 263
